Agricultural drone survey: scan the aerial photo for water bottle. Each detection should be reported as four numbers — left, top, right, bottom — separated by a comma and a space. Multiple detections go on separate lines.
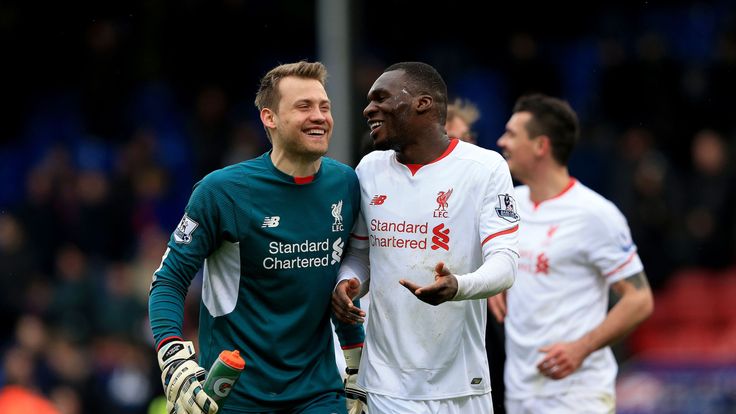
203, 350, 245, 403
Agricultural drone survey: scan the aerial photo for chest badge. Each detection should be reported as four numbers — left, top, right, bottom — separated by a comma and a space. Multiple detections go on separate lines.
331, 200, 344, 232
433, 188, 453, 218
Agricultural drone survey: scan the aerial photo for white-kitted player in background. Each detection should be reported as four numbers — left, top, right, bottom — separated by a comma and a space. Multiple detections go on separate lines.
491, 93, 654, 414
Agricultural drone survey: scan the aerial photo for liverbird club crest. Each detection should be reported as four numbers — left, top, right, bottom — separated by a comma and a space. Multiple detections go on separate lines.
331, 200, 344, 232
433, 188, 453, 218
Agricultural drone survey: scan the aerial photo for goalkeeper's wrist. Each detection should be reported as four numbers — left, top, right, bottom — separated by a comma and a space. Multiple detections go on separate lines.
157, 339, 197, 372
342, 345, 363, 373
156, 335, 184, 352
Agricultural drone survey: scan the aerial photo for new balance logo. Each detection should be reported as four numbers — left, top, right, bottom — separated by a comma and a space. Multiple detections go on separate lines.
262, 216, 280, 228
370, 195, 387, 205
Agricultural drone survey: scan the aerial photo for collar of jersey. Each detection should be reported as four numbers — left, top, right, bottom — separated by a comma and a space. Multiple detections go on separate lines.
262, 150, 323, 184
398, 138, 459, 176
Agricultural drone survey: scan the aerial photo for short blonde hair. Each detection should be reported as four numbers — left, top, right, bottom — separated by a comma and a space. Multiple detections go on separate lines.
446, 98, 480, 126
254, 61, 328, 111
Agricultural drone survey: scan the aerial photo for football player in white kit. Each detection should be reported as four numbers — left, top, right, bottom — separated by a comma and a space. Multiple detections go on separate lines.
332, 62, 519, 414
490, 94, 654, 414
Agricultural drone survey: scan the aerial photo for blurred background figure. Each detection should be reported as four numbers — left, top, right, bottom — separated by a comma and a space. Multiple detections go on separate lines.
445, 98, 480, 143
680, 129, 736, 269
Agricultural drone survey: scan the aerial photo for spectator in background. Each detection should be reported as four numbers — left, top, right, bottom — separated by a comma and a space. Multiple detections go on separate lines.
491, 94, 654, 413
149, 61, 365, 414
681, 129, 736, 268
445, 98, 480, 143
0, 384, 60, 414
607, 127, 680, 289
503, 33, 562, 102
0, 214, 39, 338
1, 317, 60, 414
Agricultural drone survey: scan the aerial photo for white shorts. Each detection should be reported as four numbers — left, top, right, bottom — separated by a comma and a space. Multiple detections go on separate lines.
507, 392, 614, 414
367, 392, 493, 414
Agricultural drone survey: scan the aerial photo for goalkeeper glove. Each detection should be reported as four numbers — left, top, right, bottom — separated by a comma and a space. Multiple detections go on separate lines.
343, 346, 367, 414
158, 340, 219, 414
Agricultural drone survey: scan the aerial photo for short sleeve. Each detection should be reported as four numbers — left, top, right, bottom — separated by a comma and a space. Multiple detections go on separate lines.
479, 158, 519, 256
583, 204, 644, 284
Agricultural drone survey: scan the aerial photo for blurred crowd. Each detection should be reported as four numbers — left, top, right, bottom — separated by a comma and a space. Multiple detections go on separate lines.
1, 1, 735, 413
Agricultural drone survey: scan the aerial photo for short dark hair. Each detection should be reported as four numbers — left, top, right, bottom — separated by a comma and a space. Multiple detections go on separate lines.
513, 94, 579, 165
384, 62, 448, 124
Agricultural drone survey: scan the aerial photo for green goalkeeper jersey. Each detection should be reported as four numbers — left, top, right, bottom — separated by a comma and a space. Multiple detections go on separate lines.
149, 152, 364, 412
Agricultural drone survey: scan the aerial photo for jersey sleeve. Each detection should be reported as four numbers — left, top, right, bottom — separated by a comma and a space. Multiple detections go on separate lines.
331, 305, 366, 348
479, 158, 519, 257
453, 157, 519, 300
338, 212, 370, 285
583, 203, 644, 284
331, 167, 366, 348
149, 176, 225, 348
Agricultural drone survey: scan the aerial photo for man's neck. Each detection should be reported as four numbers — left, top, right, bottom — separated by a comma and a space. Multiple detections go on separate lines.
526, 164, 571, 205
271, 148, 322, 177
396, 133, 452, 165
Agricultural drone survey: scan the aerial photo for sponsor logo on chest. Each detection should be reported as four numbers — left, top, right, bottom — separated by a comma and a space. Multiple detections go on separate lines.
367, 188, 455, 251
259, 199, 347, 270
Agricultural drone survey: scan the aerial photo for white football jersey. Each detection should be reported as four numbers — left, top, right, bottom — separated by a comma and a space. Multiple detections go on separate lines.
505, 179, 644, 399
350, 139, 519, 399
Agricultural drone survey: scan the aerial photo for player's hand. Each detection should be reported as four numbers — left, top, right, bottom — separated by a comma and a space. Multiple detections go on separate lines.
332, 278, 365, 324
488, 292, 507, 323
399, 262, 458, 306
537, 340, 589, 380
158, 340, 218, 414
343, 347, 367, 414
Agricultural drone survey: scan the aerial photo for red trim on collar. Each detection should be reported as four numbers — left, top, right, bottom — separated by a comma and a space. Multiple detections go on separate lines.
404, 138, 459, 176
533, 177, 577, 209
294, 175, 314, 184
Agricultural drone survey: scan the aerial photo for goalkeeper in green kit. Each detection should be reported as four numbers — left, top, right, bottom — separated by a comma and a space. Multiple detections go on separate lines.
149, 61, 366, 414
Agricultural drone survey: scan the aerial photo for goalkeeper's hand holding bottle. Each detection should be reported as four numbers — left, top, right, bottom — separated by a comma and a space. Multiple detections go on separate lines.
158, 340, 219, 414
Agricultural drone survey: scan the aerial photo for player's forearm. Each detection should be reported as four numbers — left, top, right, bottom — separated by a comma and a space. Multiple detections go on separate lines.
453, 249, 517, 300
576, 285, 654, 355
332, 299, 366, 347
149, 280, 188, 348
337, 245, 370, 287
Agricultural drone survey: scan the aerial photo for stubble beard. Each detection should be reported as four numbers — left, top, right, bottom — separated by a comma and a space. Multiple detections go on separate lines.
286, 134, 328, 161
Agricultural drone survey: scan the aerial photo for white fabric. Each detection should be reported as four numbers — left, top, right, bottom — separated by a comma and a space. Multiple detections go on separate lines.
506, 392, 615, 414
202, 240, 240, 317
453, 249, 517, 300
338, 224, 370, 287
367, 392, 493, 414
504, 180, 644, 399
343, 140, 519, 399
